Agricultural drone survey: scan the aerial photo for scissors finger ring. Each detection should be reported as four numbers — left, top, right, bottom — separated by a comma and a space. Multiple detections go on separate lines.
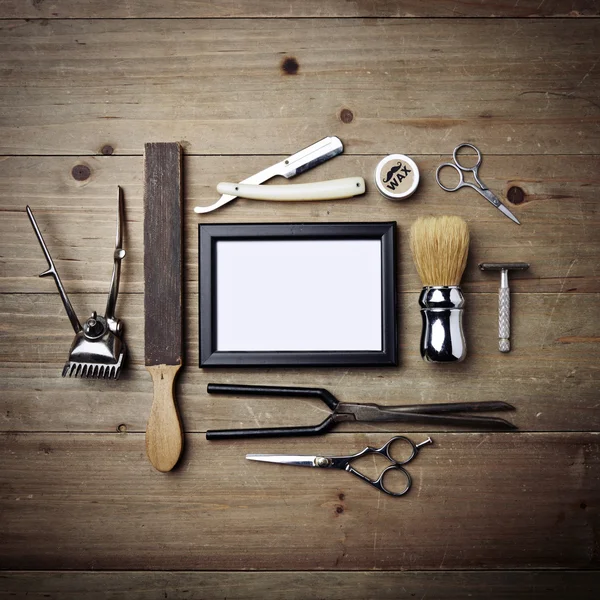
436, 162, 464, 192
453, 143, 483, 171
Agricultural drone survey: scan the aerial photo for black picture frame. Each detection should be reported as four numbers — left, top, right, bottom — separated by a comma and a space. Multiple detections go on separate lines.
198, 222, 397, 367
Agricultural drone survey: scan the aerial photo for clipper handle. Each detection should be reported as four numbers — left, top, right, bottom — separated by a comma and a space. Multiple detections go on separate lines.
105, 186, 126, 326
26, 206, 82, 334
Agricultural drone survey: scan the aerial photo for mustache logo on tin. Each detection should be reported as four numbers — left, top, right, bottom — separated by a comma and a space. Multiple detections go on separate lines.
383, 161, 411, 183
375, 154, 420, 201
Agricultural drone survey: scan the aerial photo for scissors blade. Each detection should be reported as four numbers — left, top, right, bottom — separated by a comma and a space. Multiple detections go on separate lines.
477, 187, 521, 225
343, 405, 516, 429
246, 454, 319, 467
496, 202, 521, 225
382, 401, 515, 414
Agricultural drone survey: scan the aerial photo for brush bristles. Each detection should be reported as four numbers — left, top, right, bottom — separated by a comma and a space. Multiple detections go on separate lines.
410, 216, 470, 287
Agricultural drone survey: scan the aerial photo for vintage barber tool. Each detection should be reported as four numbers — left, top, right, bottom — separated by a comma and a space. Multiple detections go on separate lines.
144, 142, 184, 472
194, 136, 344, 213
205, 384, 517, 439
216, 177, 365, 201
410, 216, 470, 363
374, 154, 420, 201
436, 143, 521, 225
26, 188, 126, 379
247, 436, 433, 497
479, 262, 530, 353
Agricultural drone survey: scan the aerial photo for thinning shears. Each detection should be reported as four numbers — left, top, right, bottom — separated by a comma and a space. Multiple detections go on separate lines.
436, 143, 521, 225
205, 384, 516, 440
247, 436, 432, 497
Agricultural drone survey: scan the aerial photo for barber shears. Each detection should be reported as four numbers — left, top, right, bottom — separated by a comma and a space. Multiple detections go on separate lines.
436, 143, 521, 225
247, 436, 432, 497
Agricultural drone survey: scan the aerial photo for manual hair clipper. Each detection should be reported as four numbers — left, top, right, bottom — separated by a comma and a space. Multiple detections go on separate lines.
26, 187, 127, 379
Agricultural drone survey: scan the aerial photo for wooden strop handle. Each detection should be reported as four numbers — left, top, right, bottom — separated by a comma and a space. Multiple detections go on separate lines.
145, 364, 183, 472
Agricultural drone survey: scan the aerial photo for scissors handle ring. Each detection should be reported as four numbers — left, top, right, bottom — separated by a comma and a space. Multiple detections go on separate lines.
346, 463, 412, 497
453, 143, 483, 171
379, 435, 418, 465
436, 162, 464, 192
375, 465, 412, 497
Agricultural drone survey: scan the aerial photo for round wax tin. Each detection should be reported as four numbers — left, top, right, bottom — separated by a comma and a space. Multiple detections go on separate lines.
374, 154, 420, 201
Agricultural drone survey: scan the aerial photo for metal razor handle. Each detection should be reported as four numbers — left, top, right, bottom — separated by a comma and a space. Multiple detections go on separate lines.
479, 262, 529, 354
499, 286, 510, 353
418, 286, 466, 363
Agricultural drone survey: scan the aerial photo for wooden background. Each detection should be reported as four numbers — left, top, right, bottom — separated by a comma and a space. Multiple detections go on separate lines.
1, 1, 599, 598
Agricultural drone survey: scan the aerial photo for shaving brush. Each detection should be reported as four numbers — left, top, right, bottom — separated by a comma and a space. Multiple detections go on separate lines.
410, 216, 470, 362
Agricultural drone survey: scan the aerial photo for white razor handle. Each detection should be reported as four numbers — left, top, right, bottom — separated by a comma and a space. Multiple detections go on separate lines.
216, 177, 366, 201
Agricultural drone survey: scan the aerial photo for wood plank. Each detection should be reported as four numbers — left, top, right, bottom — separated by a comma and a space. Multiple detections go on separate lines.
0, 433, 600, 570
0, 432, 598, 570
2, 155, 598, 295
0, 291, 598, 434
1, 570, 599, 600
0, 284, 600, 431
0, 19, 599, 155
1, 1, 599, 19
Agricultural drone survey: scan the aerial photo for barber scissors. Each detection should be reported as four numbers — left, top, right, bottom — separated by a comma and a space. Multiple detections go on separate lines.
436, 143, 521, 225
247, 436, 432, 497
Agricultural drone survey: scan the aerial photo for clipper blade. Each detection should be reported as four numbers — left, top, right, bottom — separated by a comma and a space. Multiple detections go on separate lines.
62, 322, 126, 380
62, 354, 125, 380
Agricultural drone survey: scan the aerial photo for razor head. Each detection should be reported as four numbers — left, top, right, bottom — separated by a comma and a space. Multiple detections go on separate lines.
62, 320, 126, 379
479, 262, 530, 272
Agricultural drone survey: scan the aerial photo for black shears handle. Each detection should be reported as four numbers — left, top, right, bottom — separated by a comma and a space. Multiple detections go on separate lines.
205, 384, 339, 440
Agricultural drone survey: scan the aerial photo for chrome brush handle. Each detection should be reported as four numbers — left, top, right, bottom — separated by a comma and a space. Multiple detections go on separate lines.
418, 286, 467, 363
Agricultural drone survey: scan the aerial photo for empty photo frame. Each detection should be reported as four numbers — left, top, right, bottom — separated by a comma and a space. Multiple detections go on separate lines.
199, 222, 397, 367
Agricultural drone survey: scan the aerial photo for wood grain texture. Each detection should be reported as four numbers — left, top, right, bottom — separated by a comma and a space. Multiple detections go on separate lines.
1, 1, 599, 19
1, 291, 598, 433
143, 143, 183, 367
0, 19, 599, 155
0, 432, 598, 570
1, 571, 599, 600
0, 4, 599, 595
2, 155, 598, 295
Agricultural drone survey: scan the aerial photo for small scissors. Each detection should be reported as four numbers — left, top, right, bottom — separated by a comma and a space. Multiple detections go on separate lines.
247, 436, 433, 497
436, 143, 521, 225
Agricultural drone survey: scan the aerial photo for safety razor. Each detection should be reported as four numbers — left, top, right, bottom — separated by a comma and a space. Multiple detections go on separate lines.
479, 262, 530, 353
26, 187, 127, 378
